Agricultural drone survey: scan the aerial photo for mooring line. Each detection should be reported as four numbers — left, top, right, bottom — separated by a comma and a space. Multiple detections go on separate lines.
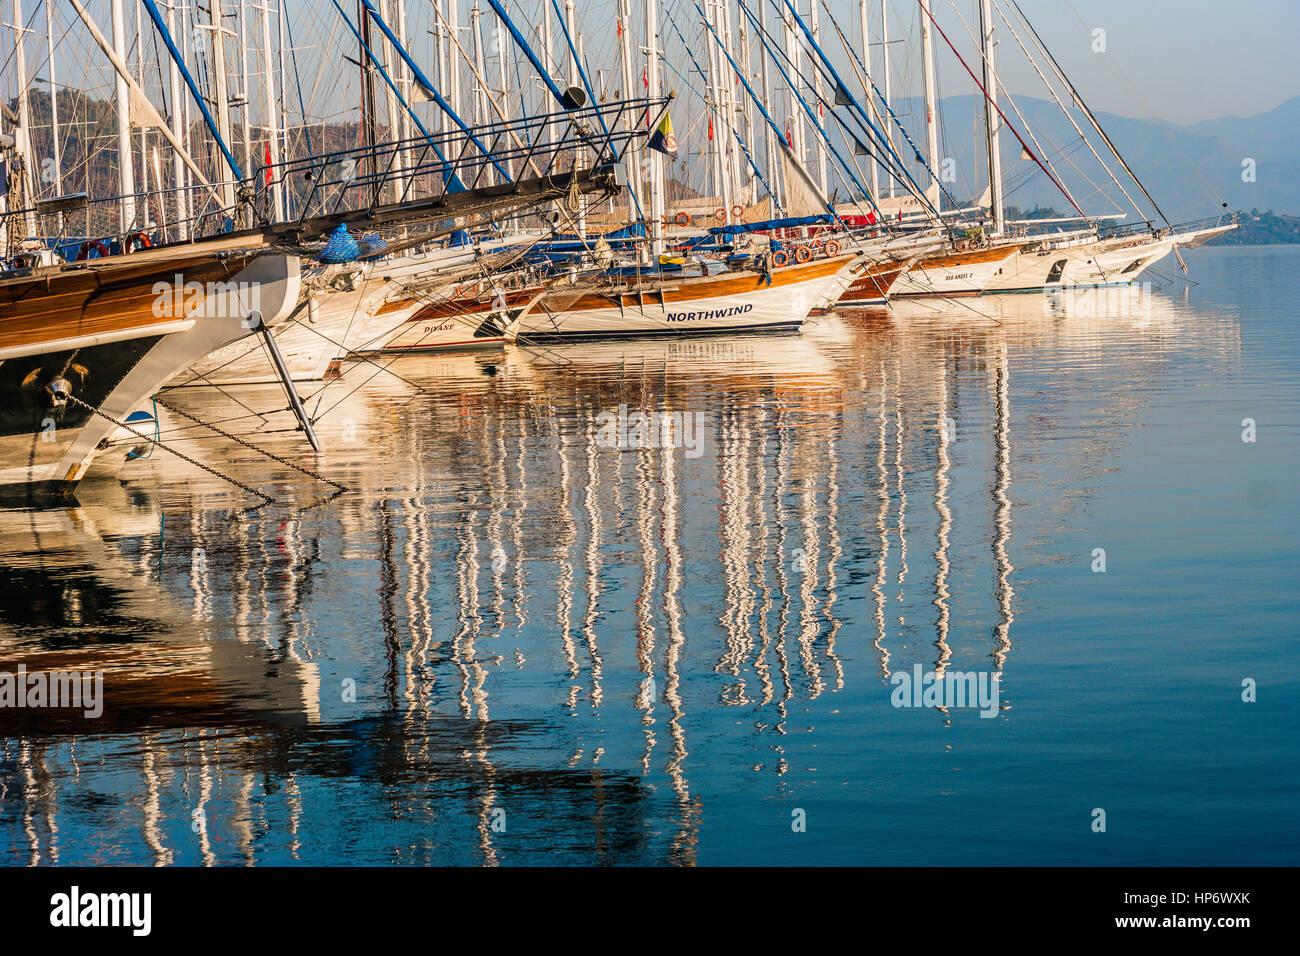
66, 396, 276, 505
153, 397, 349, 493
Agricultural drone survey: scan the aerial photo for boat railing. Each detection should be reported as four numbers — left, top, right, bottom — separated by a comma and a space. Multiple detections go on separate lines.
256, 96, 666, 234
3, 97, 665, 263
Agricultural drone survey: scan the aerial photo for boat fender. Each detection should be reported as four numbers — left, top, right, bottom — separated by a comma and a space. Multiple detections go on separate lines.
731, 203, 744, 219
675, 211, 690, 226
824, 239, 842, 257
772, 250, 789, 267
714, 207, 727, 222
794, 245, 813, 264
125, 232, 153, 253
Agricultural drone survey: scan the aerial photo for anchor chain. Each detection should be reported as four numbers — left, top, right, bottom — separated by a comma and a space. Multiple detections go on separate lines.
65, 395, 275, 505
154, 397, 348, 493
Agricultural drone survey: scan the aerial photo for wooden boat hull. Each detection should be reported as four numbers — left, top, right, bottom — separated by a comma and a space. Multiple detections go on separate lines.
837, 261, 909, 305
173, 243, 521, 386
510, 255, 857, 342
0, 253, 300, 497
890, 245, 1020, 297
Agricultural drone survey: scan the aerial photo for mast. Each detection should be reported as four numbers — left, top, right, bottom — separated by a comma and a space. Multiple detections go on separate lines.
806, 1, 828, 196
857, 0, 878, 201
645, 0, 665, 255
616, 0, 642, 227
11, 0, 35, 238
918, 0, 940, 210
978, 0, 1003, 234
471, 1, 488, 127
758, 0, 781, 206
43, 0, 63, 207
259, 0, 284, 220
359, 0, 378, 195
110, 0, 138, 232
238, 0, 252, 177
165, 0, 188, 237
448, 0, 462, 124
880, 0, 895, 197
206, 0, 237, 211
720, 0, 742, 216
703, 2, 727, 213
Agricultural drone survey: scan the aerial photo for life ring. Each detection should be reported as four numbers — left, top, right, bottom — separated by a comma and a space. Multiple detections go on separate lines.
125, 232, 153, 253
76, 240, 111, 261
772, 250, 789, 267
731, 203, 744, 219
824, 239, 842, 257
675, 211, 690, 227
714, 207, 727, 222
794, 245, 812, 264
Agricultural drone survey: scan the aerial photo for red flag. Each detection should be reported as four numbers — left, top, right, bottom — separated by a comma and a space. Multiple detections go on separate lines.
263, 142, 273, 185
617, 18, 622, 38
708, 115, 714, 141
642, 66, 648, 89
785, 122, 793, 148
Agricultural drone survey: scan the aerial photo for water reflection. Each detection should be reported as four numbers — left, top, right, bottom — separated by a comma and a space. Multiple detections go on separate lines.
1, 283, 1248, 865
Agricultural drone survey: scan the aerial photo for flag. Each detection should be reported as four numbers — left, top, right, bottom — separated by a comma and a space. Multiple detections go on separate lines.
642, 66, 648, 90
708, 115, 714, 141
647, 112, 678, 158
617, 18, 623, 38
264, 142, 273, 185
785, 122, 793, 148
1020, 145, 1034, 162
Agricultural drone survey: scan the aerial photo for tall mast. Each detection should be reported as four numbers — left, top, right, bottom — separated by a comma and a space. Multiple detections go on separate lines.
721, 0, 742, 216
359, 0, 378, 195
806, 1, 828, 196
880, 0, 895, 197
44, 0, 63, 205
645, 0, 665, 255
616, 0, 641, 227
703, 2, 727, 212
472, 1, 489, 127
206, 0, 237, 211
449, 0, 462, 120
259, 0, 284, 220
858, 0, 879, 201
978, 0, 1003, 234
918, 0, 940, 210
238, 0, 252, 177
109, 0, 138, 232
165, 0, 188, 237
758, 0, 781, 206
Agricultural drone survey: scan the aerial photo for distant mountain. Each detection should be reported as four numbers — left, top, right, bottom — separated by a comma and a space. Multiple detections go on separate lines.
878, 94, 1300, 224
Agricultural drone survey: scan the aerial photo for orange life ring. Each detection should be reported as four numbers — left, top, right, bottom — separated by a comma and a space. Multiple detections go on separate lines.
675, 211, 690, 226
714, 207, 727, 222
731, 203, 744, 219
824, 239, 842, 257
125, 231, 152, 253
794, 245, 812, 264
772, 250, 789, 267
76, 240, 111, 261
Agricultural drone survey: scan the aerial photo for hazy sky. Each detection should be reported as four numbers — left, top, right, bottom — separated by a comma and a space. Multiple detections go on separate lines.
922, 0, 1299, 124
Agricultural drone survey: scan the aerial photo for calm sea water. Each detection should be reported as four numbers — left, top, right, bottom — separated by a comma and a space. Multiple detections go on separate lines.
2, 245, 1297, 866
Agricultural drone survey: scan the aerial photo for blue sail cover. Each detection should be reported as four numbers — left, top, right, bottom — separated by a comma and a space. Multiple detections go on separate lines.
707, 215, 834, 236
